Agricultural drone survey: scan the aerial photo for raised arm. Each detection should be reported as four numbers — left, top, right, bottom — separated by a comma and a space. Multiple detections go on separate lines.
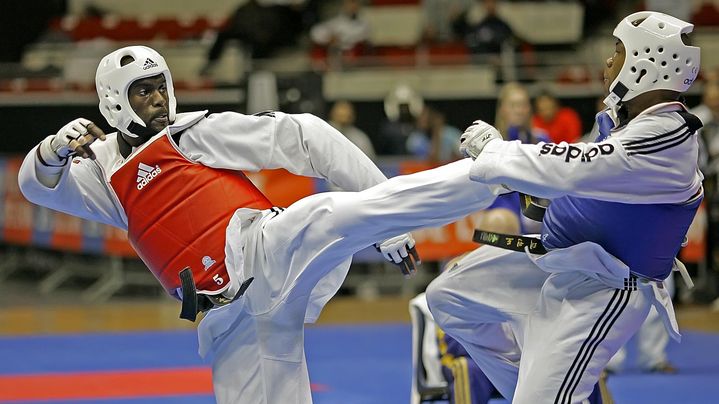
18, 133, 126, 228
463, 117, 702, 204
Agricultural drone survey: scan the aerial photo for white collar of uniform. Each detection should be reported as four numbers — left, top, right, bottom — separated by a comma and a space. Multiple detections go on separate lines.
122, 110, 208, 154
125, 110, 208, 157
635, 101, 687, 119
167, 110, 208, 135
104, 110, 208, 175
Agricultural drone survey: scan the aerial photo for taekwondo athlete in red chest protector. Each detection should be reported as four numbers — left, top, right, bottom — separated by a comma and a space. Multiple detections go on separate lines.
19, 45, 506, 403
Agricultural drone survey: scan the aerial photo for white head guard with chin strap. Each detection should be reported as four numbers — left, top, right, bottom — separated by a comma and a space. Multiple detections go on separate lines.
95, 46, 177, 137
604, 11, 700, 109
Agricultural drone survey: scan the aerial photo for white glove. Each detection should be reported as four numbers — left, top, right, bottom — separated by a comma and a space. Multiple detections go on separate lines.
375, 233, 421, 277
48, 118, 105, 160
459, 120, 502, 160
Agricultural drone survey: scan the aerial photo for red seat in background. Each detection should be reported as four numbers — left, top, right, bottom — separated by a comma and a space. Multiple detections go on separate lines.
50, 15, 226, 42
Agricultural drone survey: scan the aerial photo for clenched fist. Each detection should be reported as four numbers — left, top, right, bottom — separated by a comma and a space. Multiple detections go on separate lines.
459, 120, 502, 160
375, 233, 421, 277
51, 118, 106, 160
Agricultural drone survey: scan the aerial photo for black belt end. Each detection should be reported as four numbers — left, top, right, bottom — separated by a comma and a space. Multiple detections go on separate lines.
179, 267, 199, 322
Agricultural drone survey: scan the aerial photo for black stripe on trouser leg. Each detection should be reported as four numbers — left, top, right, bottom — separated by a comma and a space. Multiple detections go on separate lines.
557, 289, 631, 404
565, 289, 632, 402
560, 289, 629, 404
553, 289, 621, 404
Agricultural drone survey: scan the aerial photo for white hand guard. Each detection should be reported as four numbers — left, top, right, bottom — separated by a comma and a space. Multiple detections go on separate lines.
375, 233, 421, 277
459, 120, 502, 160
51, 118, 94, 159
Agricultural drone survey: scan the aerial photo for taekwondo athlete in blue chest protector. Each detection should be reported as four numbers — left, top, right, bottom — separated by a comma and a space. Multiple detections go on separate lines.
426, 11, 703, 404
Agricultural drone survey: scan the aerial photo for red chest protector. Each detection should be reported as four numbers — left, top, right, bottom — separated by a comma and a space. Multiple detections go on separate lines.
109, 132, 273, 295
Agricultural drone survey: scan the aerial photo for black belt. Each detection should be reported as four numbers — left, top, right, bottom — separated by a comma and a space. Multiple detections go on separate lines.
472, 230, 547, 255
473, 232, 656, 292
178, 267, 254, 322
518, 192, 551, 222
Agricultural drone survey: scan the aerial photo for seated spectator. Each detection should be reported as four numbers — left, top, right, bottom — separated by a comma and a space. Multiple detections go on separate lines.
328, 100, 376, 159
201, 0, 311, 76
420, 0, 471, 43
532, 90, 582, 144
376, 84, 424, 156
310, 0, 370, 52
456, 0, 514, 56
406, 107, 463, 162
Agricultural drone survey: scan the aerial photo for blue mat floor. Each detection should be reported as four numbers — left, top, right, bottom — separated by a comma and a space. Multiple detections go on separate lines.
0, 324, 717, 403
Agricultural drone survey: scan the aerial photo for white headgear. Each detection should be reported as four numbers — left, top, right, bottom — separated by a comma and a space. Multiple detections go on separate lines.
384, 84, 424, 122
95, 46, 176, 136
604, 11, 700, 109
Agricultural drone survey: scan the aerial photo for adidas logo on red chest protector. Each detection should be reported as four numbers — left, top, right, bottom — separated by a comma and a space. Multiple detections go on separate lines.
136, 162, 162, 190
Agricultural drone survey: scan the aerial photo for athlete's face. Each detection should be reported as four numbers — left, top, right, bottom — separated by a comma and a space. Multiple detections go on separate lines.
604, 40, 626, 94
128, 74, 170, 134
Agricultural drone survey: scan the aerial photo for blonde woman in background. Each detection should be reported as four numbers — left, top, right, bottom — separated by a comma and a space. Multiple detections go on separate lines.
494, 82, 549, 145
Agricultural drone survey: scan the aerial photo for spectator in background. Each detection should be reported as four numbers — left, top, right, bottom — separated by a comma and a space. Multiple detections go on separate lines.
310, 0, 370, 53
200, 0, 312, 76
456, 0, 514, 56
328, 100, 376, 160
407, 107, 463, 162
420, 0, 471, 43
495, 82, 549, 145
376, 84, 424, 155
532, 90, 583, 143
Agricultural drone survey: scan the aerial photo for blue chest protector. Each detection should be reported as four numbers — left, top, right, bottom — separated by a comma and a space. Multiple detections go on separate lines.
542, 196, 700, 280
540, 110, 702, 280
